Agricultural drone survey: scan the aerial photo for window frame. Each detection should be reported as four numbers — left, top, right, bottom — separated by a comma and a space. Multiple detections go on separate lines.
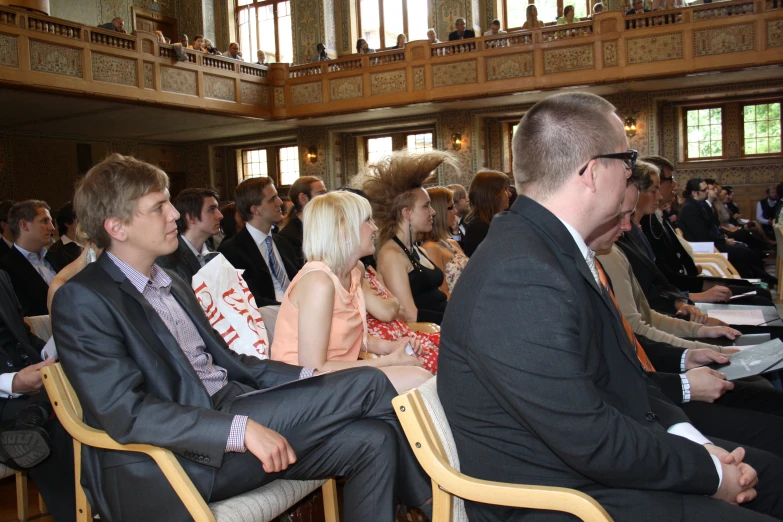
362, 129, 436, 163
502, 0, 592, 31
234, 0, 291, 64
357, 0, 427, 52
681, 104, 726, 162
740, 99, 782, 158
238, 143, 300, 187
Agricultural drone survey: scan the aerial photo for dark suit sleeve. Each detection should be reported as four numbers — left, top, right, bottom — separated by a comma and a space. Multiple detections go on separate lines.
218, 240, 279, 308
52, 281, 235, 469
637, 335, 686, 374
648, 373, 685, 404
466, 256, 718, 495
678, 202, 724, 244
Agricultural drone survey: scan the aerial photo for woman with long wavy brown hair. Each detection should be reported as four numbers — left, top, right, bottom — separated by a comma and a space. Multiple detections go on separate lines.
461, 170, 512, 257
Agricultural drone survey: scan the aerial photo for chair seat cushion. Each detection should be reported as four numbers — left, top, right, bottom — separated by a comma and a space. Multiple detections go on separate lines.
210, 478, 326, 522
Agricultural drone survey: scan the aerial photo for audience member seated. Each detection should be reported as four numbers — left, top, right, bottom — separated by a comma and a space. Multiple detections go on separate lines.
218, 202, 243, 243
705, 181, 772, 251
49, 201, 83, 263
0, 269, 75, 522
756, 186, 778, 237
98, 17, 125, 33
679, 178, 773, 284
392, 34, 407, 49
0, 200, 67, 316
188, 34, 206, 52
446, 184, 468, 243
278, 176, 327, 266
180, 34, 189, 47
421, 187, 468, 297
718, 185, 771, 245
52, 153, 432, 522
426, 28, 441, 44
356, 38, 375, 54
224, 42, 244, 61
255, 50, 267, 65
156, 188, 222, 285
0, 199, 16, 258
363, 150, 452, 324
483, 19, 506, 35
593, 2, 606, 13
203, 38, 221, 55
312, 43, 330, 62
626, 0, 651, 13
154, 30, 171, 44
461, 169, 512, 257
448, 17, 476, 40
522, 4, 545, 29
557, 5, 578, 24
218, 177, 302, 307
440, 92, 783, 522
774, 182, 783, 223
270, 191, 432, 393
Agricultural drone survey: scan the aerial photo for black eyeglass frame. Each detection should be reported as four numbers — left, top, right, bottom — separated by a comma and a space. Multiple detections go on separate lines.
577, 149, 638, 176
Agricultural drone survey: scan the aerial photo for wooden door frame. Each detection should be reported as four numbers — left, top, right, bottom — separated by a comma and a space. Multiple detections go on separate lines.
131, 6, 179, 38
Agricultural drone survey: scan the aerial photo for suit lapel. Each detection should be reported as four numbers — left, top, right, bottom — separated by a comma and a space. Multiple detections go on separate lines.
9, 247, 48, 287
178, 238, 203, 277
238, 227, 271, 277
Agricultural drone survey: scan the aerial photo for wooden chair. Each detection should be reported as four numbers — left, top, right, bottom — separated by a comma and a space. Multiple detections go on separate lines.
393, 378, 613, 522
692, 253, 741, 279
41, 363, 339, 522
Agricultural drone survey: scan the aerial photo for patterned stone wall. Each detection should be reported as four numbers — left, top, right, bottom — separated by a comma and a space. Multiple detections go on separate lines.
439, 111, 472, 185
92, 53, 138, 86
0, 34, 19, 69
297, 127, 328, 181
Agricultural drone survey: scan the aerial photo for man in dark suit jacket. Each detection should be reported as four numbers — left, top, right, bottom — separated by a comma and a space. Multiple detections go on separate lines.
439, 92, 783, 521
626, 0, 651, 13
52, 153, 429, 522
157, 187, 223, 285
448, 17, 476, 40
0, 200, 67, 316
278, 176, 327, 266
49, 201, 83, 264
0, 199, 14, 259
219, 177, 303, 307
0, 270, 76, 522
97, 17, 125, 32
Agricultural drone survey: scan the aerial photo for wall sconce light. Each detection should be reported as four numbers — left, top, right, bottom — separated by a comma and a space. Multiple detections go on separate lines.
451, 133, 462, 151
306, 146, 318, 163
624, 116, 637, 138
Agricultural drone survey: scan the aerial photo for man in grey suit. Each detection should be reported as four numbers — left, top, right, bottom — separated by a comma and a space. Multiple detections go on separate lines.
51, 154, 430, 522
438, 92, 783, 521
156, 187, 223, 285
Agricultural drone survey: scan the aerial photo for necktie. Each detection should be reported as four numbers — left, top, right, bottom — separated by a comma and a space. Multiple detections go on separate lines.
198, 251, 218, 267
585, 249, 600, 286
594, 258, 656, 372
264, 236, 290, 291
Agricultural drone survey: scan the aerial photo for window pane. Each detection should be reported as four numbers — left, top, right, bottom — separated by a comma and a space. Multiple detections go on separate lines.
242, 149, 268, 180
685, 108, 722, 158
238, 8, 251, 62
361, 0, 382, 50
383, 0, 404, 48
407, 132, 433, 153
507, 1, 526, 28
367, 136, 393, 164
247, 6, 257, 60
279, 146, 300, 186
277, 1, 293, 64
571, 1, 587, 19
536, 0, 561, 23
257, 4, 275, 62
406, 0, 429, 41
744, 105, 755, 122
237, 0, 253, 6
742, 103, 782, 156
745, 140, 757, 155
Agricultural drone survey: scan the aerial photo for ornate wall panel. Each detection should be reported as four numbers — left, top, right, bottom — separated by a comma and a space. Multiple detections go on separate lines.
50, 0, 100, 26
432, 60, 478, 88
203, 0, 216, 41
370, 70, 407, 96
0, 34, 19, 68
297, 127, 328, 179
605, 92, 650, 155
330, 75, 363, 101
204, 74, 235, 101
604, 40, 618, 67
160, 66, 198, 96
626, 33, 683, 64
143, 62, 154, 89
766, 19, 783, 48
439, 111, 472, 186
486, 53, 534, 81
92, 53, 137, 86
413, 66, 425, 90
543, 45, 593, 74
142, 39, 154, 54
185, 143, 211, 188
29, 41, 83, 78
274, 86, 286, 108
694, 23, 754, 57
102, 0, 131, 28
292, 0, 325, 66
178, 0, 204, 45
291, 82, 323, 106
241, 82, 269, 105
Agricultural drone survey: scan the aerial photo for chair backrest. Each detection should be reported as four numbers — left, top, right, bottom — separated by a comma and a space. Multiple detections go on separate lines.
27, 315, 52, 340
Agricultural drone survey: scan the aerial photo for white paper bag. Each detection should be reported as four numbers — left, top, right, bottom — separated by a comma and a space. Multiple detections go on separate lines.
192, 254, 270, 359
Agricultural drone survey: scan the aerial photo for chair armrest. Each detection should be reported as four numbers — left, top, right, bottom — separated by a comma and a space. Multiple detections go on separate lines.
406, 322, 441, 334
358, 352, 379, 360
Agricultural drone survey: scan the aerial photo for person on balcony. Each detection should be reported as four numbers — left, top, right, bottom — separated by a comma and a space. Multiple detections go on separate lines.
557, 5, 578, 24
593, 2, 606, 13
356, 38, 375, 54
224, 42, 244, 61
426, 28, 441, 44
483, 19, 506, 35
448, 18, 476, 40
522, 4, 545, 29
203, 38, 221, 55
98, 17, 125, 33
391, 34, 407, 50
626, 0, 651, 14
188, 35, 206, 52
256, 50, 267, 65
311, 43, 330, 62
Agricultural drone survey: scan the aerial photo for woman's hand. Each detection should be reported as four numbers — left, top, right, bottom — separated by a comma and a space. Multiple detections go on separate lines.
386, 340, 423, 367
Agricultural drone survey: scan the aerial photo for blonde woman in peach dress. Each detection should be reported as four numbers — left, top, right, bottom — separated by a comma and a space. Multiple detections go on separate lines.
270, 191, 433, 393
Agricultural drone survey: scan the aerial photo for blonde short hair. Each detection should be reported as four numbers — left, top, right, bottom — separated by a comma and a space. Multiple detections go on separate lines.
303, 191, 372, 274
74, 153, 168, 249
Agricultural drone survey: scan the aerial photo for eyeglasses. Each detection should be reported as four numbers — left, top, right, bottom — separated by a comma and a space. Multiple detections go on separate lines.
578, 149, 638, 176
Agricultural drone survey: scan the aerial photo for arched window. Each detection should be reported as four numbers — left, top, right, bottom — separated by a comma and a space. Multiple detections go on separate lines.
236, 0, 293, 64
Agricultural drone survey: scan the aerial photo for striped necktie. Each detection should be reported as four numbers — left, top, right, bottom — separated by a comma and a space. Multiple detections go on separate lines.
594, 258, 656, 372
264, 236, 290, 291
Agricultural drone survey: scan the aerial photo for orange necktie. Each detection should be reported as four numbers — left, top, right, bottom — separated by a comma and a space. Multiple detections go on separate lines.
594, 259, 656, 372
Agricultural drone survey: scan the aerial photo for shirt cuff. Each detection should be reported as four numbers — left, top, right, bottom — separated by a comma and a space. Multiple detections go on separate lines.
299, 367, 315, 379
680, 373, 691, 403
225, 415, 248, 453
709, 453, 723, 492
0, 372, 20, 399
680, 350, 689, 373
668, 422, 711, 445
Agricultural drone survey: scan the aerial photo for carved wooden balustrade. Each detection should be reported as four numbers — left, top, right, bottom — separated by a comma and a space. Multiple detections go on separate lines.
0, 0, 781, 120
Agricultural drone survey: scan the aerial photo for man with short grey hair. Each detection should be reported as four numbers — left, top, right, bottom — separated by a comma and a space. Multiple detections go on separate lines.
448, 17, 476, 40
98, 17, 125, 33
439, 92, 783, 521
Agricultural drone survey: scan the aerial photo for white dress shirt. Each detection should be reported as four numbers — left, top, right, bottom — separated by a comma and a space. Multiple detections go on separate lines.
14, 244, 56, 285
244, 223, 287, 302
180, 235, 212, 268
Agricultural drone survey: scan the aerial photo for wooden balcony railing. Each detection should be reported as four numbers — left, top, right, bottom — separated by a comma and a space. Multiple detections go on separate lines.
0, 0, 781, 120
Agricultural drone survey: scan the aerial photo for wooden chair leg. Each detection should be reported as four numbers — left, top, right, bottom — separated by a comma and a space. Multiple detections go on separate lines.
16, 471, 28, 522
322, 478, 339, 522
38, 493, 48, 514
74, 441, 92, 522
431, 479, 452, 522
